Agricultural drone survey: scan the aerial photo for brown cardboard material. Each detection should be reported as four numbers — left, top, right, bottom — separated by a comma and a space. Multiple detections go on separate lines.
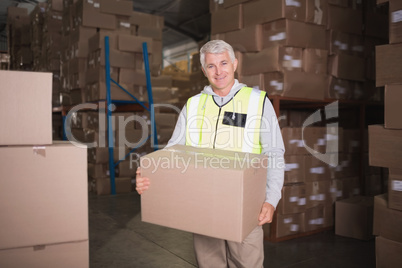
341, 176, 361, 198
140, 145, 267, 242
0, 142, 88, 250
390, 0, 402, 44
376, 43, 402, 87
326, 76, 353, 100
385, 85, 402, 129
389, 169, 402, 211
75, 1, 116, 30
98, 49, 136, 69
373, 194, 387, 236
119, 69, 147, 86
223, 0, 251, 8
328, 53, 365, 82
305, 181, 332, 209
373, 193, 402, 242
275, 213, 305, 238
0, 70, 52, 145
243, 0, 306, 27
304, 205, 325, 231
155, 113, 178, 129
326, 5, 363, 35
151, 75, 173, 87
95, 177, 132, 195
118, 34, 153, 53
277, 184, 307, 215
376, 236, 402, 268
239, 74, 265, 91
0, 240, 89, 268
88, 31, 118, 53
88, 146, 127, 164
224, 24, 262, 52
369, 125, 402, 169
242, 46, 303, 75
137, 26, 163, 41
99, 0, 133, 16
116, 129, 146, 148
304, 155, 331, 182
306, 0, 327, 25
335, 196, 374, 240
330, 179, 344, 202
302, 48, 328, 74
129, 11, 164, 28
284, 155, 305, 184
118, 160, 138, 177
262, 19, 326, 49
211, 4, 243, 35
264, 71, 327, 100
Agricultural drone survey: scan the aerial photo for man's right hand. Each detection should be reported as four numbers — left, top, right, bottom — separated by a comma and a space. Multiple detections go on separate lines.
135, 167, 150, 195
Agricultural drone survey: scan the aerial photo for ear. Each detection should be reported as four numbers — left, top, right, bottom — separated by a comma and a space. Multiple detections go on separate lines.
233, 58, 238, 72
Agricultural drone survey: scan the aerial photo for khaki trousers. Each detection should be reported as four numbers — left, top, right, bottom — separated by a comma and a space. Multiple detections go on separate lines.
193, 226, 264, 268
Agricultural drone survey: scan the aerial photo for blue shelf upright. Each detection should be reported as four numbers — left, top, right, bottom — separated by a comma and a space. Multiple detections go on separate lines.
104, 36, 158, 195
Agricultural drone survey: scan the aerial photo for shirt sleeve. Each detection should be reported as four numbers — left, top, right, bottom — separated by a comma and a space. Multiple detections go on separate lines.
166, 105, 187, 147
260, 96, 285, 208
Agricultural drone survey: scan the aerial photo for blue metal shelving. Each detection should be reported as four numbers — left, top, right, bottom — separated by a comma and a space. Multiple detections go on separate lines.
104, 36, 158, 195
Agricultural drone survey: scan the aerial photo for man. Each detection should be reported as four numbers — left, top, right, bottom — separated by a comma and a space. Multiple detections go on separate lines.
136, 40, 285, 267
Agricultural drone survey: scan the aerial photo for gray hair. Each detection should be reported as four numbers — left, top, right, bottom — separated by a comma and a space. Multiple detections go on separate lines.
199, 40, 236, 70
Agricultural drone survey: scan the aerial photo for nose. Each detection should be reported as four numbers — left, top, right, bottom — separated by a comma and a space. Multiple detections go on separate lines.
215, 65, 221, 75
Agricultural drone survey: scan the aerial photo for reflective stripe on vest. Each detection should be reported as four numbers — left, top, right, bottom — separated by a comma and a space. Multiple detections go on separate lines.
185, 87, 266, 154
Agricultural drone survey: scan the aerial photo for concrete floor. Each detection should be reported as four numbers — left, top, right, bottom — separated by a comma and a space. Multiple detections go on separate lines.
89, 192, 376, 268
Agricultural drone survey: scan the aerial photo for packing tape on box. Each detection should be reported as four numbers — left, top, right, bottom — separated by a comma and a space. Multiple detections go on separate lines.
269, 32, 286, 42
285, 0, 301, 7
285, 163, 299, 172
33, 146, 46, 157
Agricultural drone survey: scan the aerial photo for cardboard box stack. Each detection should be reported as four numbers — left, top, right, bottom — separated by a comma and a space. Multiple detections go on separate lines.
162, 52, 209, 109
209, 0, 387, 101
0, 70, 88, 267
7, 0, 173, 195
55, 0, 165, 195
269, 124, 365, 239
370, 0, 402, 266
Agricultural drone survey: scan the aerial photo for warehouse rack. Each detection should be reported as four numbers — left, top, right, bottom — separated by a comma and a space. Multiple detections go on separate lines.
266, 95, 384, 242
53, 37, 158, 195
104, 36, 158, 195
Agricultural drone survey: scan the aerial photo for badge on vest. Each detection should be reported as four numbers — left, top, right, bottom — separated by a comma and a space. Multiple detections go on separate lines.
222, 112, 247, 128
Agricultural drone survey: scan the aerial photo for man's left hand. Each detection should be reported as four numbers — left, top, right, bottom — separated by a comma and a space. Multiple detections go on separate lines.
258, 202, 275, 226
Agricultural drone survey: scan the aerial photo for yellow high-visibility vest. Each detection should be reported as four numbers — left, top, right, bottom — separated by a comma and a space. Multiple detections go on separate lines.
185, 87, 267, 154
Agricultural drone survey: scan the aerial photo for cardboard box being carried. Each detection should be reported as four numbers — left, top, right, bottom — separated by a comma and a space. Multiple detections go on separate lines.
140, 144, 268, 242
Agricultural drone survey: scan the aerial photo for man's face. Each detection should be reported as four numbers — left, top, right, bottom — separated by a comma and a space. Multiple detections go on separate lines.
202, 51, 238, 96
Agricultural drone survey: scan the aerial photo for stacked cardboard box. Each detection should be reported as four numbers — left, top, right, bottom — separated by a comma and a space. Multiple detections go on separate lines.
28, 0, 166, 195
0, 70, 88, 267
370, 1, 402, 263
209, 0, 387, 101
271, 125, 366, 239
162, 52, 209, 109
